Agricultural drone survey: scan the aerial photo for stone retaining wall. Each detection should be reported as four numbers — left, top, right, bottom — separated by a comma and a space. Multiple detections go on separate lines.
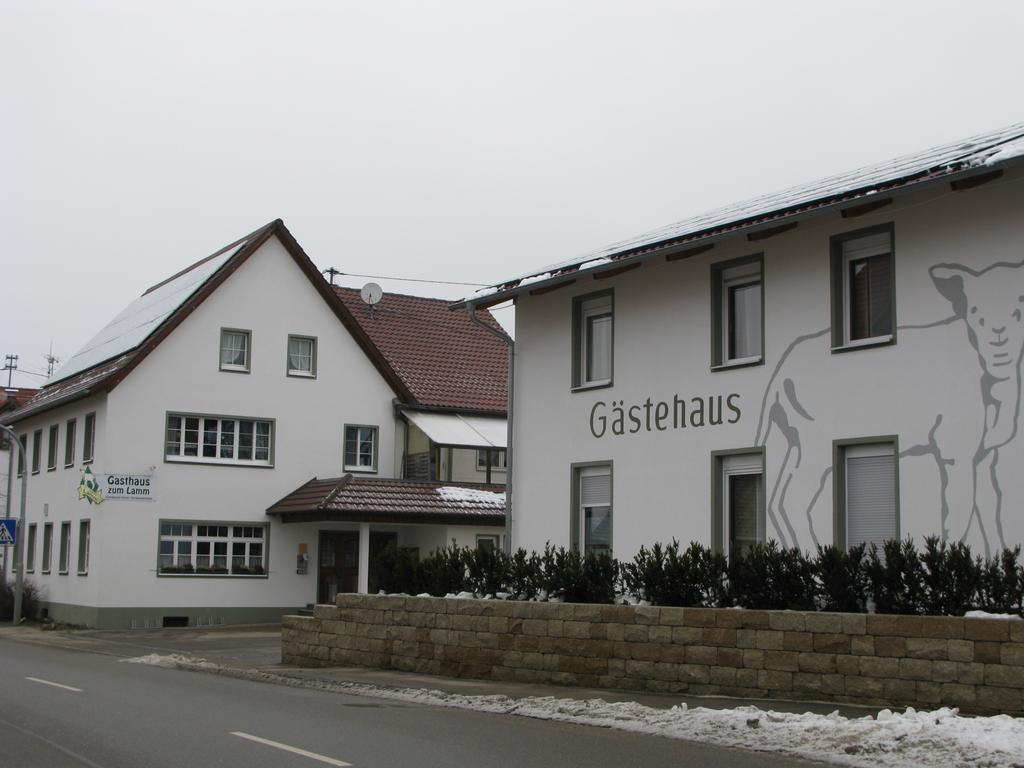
282, 595, 1024, 715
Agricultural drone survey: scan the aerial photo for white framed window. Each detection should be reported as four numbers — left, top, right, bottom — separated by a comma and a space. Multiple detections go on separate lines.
840, 441, 897, 552
344, 425, 378, 472
17, 434, 26, 476
831, 226, 894, 349
41, 522, 53, 574
287, 335, 317, 378
77, 520, 90, 575
58, 521, 71, 574
64, 419, 77, 468
26, 523, 37, 573
83, 412, 96, 464
220, 328, 251, 372
47, 424, 59, 471
476, 449, 507, 471
158, 521, 267, 576
574, 464, 612, 555
713, 257, 763, 367
720, 454, 761, 557
573, 292, 613, 388
165, 413, 273, 466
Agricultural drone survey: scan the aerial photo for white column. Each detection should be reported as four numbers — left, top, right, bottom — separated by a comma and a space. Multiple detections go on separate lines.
357, 523, 370, 594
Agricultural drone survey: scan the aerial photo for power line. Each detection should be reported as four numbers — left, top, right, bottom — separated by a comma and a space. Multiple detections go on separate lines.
322, 268, 489, 288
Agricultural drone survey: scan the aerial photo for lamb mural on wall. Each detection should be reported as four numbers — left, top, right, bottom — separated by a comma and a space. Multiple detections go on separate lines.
755, 259, 1024, 557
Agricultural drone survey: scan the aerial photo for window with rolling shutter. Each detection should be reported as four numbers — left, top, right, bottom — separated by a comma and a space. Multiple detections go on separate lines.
575, 465, 612, 555
844, 443, 897, 551
831, 226, 895, 349
719, 452, 764, 558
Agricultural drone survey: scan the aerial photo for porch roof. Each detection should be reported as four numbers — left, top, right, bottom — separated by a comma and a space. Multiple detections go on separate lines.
266, 475, 506, 526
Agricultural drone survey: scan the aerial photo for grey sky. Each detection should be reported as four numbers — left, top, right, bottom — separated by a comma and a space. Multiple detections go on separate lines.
2, 0, 1023, 388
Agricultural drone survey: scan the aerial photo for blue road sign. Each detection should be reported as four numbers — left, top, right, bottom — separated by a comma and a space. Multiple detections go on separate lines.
0, 519, 16, 546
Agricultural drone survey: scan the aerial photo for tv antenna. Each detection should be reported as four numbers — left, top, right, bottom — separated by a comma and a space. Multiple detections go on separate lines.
3, 355, 17, 388
43, 343, 60, 378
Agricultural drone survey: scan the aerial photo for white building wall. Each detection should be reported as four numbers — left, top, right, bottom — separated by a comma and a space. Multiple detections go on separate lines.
512, 169, 1024, 560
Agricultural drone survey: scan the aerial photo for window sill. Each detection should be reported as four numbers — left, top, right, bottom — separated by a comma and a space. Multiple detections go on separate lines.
58, 570, 68, 576
41, 570, 51, 575
711, 356, 763, 372
157, 572, 269, 579
77, 571, 88, 577
343, 466, 378, 474
47, 467, 56, 473
831, 334, 894, 354
571, 381, 614, 394
64, 463, 75, 469
82, 459, 94, 465
165, 457, 274, 469
287, 371, 316, 379
219, 366, 251, 374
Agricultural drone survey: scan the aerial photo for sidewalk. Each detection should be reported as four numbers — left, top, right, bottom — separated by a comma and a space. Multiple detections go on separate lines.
0, 622, 877, 717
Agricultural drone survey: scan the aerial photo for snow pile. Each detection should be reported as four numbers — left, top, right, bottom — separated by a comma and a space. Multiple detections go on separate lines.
435, 486, 506, 507
124, 653, 1024, 767
965, 610, 1022, 621
984, 137, 1024, 167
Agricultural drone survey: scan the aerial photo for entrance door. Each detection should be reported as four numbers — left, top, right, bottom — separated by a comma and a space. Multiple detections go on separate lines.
318, 531, 360, 604
368, 532, 398, 594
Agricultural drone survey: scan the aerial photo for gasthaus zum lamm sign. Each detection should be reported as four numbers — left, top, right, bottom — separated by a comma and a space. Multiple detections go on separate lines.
78, 467, 156, 504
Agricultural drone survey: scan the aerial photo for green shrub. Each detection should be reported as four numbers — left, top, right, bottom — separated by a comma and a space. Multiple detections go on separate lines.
728, 541, 815, 610
465, 545, 510, 597
977, 546, 1024, 616
814, 544, 869, 612
866, 538, 925, 614
508, 548, 543, 600
621, 540, 727, 607
0, 579, 42, 621
418, 542, 468, 596
921, 536, 981, 616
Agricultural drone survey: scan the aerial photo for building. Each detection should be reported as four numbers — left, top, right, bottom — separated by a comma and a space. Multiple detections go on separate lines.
1, 387, 38, 579
3, 220, 508, 627
460, 123, 1024, 562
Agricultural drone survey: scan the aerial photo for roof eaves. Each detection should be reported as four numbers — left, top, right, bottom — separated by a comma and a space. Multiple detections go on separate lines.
465, 153, 1024, 308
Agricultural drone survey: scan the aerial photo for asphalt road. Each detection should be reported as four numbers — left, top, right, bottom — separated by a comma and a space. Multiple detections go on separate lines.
0, 640, 819, 768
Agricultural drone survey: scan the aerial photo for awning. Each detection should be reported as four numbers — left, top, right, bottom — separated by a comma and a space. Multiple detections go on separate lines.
401, 409, 506, 449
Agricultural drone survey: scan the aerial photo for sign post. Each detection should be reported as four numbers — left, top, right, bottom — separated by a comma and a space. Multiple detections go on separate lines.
0, 424, 28, 624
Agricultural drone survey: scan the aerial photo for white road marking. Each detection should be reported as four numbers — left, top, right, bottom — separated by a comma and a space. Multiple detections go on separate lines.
231, 731, 352, 766
25, 676, 83, 692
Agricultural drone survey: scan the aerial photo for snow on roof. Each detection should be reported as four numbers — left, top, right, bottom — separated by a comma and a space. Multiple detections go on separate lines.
49, 237, 255, 384
465, 122, 1024, 304
435, 485, 506, 507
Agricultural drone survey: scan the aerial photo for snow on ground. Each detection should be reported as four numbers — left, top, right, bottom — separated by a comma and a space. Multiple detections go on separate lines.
124, 653, 1024, 768
965, 611, 1022, 621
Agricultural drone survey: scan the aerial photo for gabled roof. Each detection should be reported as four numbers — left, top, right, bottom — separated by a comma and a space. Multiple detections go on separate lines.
461, 122, 1024, 307
4, 219, 508, 425
266, 475, 506, 526
335, 287, 508, 414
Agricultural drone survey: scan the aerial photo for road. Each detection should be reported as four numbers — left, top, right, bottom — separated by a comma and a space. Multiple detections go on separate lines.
0, 640, 820, 768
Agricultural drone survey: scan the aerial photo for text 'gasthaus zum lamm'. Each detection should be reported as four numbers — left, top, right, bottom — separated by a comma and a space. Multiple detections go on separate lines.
589, 394, 740, 438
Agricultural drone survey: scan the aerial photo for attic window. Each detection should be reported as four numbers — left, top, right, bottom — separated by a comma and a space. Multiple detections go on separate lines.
220, 329, 251, 372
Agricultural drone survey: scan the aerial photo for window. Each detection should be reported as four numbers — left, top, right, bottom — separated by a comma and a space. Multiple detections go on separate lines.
26, 524, 36, 572
344, 425, 378, 472
220, 328, 251, 372
77, 520, 90, 575
31, 429, 41, 474
476, 534, 500, 552
83, 412, 96, 463
58, 522, 71, 574
572, 464, 612, 555
64, 419, 77, 467
572, 291, 613, 389
476, 449, 507, 471
158, 521, 268, 576
47, 424, 59, 471
287, 335, 317, 377
41, 523, 53, 574
17, 434, 26, 476
831, 225, 895, 350
165, 414, 273, 466
712, 255, 763, 368
835, 440, 898, 552
713, 450, 765, 559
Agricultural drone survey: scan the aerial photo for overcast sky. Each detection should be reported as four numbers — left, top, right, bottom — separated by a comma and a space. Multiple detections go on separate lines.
2, 0, 1023, 388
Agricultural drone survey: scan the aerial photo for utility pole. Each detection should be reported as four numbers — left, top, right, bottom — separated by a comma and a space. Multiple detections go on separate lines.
0, 424, 28, 624
323, 267, 341, 286
3, 355, 17, 388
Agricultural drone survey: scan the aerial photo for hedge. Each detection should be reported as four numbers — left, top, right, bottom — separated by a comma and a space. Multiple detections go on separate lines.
372, 536, 1024, 616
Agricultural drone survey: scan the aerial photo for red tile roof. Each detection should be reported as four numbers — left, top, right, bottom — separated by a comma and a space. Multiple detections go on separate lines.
335, 287, 508, 414
267, 475, 506, 526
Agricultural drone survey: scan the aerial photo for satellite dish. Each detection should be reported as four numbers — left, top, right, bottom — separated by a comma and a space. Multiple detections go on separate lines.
360, 282, 383, 306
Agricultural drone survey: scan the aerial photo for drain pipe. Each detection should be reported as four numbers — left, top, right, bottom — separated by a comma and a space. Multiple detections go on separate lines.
467, 304, 514, 555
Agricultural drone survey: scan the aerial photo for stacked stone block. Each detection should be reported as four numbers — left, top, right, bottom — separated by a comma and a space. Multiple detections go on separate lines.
281, 595, 1024, 715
